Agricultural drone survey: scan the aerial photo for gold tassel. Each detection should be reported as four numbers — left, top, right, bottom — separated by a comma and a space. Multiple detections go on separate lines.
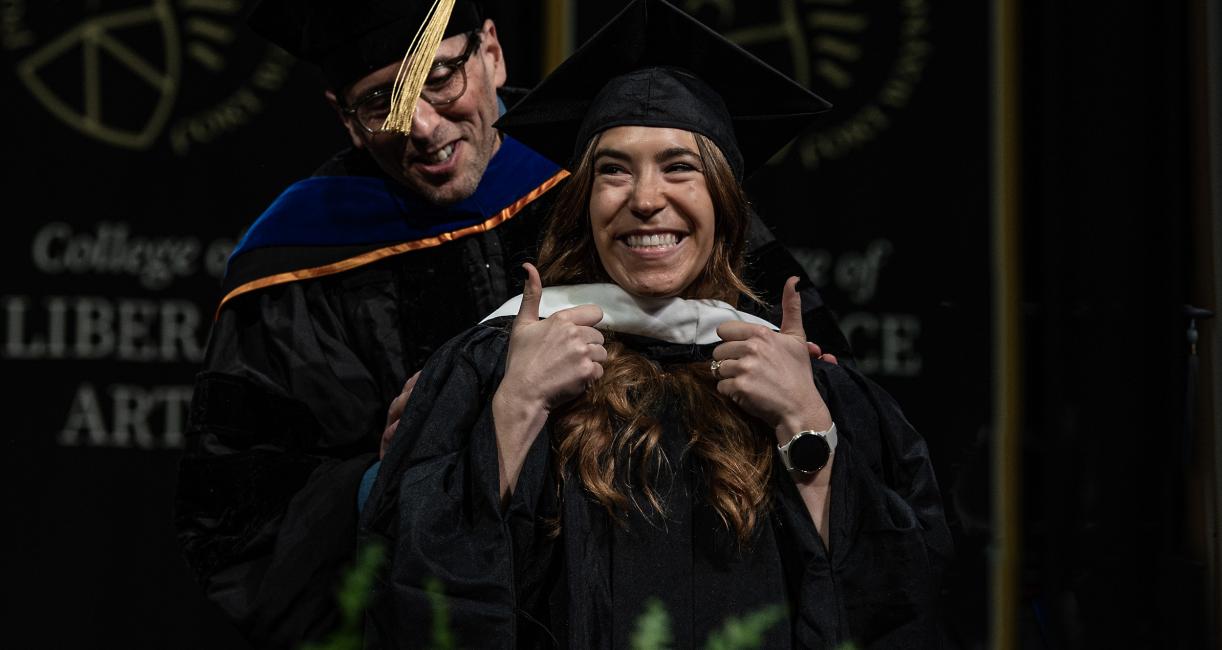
382, 0, 457, 135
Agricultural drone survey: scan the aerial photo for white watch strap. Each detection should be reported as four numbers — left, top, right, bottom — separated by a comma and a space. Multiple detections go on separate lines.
778, 422, 838, 453
821, 422, 839, 452
777, 422, 838, 473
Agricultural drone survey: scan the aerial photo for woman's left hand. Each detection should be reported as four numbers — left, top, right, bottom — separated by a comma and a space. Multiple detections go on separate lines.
713, 277, 833, 440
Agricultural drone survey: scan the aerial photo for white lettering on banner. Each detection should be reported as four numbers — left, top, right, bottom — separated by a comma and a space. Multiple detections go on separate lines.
32, 221, 201, 289
3, 295, 205, 362
205, 237, 237, 278
30, 221, 238, 287
789, 240, 920, 377
835, 240, 892, 305
798, 248, 835, 288
791, 239, 893, 305
57, 383, 193, 449
19, 222, 233, 451
840, 312, 923, 377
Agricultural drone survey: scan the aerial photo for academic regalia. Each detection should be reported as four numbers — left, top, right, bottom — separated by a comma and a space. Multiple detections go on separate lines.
358, 0, 948, 647
358, 285, 950, 648
174, 140, 847, 650
173, 135, 566, 648
174, 0, 853, 647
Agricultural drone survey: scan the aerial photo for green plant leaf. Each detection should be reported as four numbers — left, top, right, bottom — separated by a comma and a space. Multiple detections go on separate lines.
425, 576, 456, 650
338, 543, 386, 623
630, 597, 674, 650
298, 541, 386, 650
703, 604, 785, 650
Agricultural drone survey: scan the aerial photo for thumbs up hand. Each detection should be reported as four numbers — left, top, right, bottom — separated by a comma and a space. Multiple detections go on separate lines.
712, 277, 832, 442
493, 264, 606, 500
499, 263, 607, 413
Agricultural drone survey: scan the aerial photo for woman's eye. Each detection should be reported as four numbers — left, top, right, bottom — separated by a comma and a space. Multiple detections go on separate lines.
597, 164, 626, 175
666, 162, 699, 173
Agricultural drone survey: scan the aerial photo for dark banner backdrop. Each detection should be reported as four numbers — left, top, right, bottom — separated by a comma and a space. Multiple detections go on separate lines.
3, 1, 990, 648
0, 1, 539, 647
1, 2, 349, 648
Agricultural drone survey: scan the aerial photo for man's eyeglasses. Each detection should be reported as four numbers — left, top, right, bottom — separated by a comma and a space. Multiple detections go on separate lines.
343, 30, 482, 134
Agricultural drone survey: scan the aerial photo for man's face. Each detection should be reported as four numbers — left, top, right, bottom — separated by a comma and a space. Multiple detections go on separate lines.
331, 20, 507, 205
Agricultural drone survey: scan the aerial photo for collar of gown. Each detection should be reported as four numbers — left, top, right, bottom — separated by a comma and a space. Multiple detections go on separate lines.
480, 283, 778, 345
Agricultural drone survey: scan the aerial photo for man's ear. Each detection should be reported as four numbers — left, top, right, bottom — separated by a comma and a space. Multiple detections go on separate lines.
325, 89, 365, 149
480, 19, 507, 89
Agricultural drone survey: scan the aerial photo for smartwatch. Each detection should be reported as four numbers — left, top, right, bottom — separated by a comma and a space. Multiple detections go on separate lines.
777, 423, 838, 474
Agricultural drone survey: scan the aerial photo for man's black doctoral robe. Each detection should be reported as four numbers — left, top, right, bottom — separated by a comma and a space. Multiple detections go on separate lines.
359, 321, 950, 649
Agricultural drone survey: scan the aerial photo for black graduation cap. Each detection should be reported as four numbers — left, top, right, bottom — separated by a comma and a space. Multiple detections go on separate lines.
494, 0, 831, 180
247, 0, 484, 90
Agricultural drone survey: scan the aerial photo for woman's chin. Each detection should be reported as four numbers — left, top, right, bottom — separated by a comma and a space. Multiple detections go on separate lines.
616, 278, 689, 300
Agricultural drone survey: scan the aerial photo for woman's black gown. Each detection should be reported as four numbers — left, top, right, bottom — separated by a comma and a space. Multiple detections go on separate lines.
359, 319, 951, 649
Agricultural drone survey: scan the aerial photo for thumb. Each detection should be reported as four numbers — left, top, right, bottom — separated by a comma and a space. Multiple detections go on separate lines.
779, 276, 806, 340
515, 262, 543, 328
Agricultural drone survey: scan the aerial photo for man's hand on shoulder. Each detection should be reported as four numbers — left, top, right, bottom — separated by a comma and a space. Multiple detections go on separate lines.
381, 371, 421, 459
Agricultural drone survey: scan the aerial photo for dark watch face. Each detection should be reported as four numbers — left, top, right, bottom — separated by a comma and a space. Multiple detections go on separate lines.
789, 434, 831, 472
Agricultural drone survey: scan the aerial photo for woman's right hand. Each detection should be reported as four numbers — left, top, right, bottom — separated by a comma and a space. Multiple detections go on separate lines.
492, 263, 606, 501
497, 263, 607, 413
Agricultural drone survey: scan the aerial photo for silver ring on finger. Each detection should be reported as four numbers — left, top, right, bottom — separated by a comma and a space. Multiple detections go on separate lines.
710, 359, 724, 381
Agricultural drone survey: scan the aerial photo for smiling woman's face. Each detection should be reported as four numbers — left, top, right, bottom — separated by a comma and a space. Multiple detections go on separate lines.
589, 126, 716, 299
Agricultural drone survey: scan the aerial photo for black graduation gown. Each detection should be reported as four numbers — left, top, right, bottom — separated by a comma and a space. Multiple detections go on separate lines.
173, 143, 851, 649
360, 320, 950, 649
173, 144, 561, 648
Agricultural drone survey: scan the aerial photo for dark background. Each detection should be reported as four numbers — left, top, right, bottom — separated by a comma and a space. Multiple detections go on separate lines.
2, 0, 1215, 648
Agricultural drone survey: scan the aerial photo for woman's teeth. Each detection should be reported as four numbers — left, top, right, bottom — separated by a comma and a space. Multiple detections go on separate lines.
624, 233, 680, 249
424, 143, 455, 164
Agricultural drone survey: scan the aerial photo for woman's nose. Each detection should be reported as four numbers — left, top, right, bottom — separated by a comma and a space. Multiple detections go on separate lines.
628, 173, 665, 219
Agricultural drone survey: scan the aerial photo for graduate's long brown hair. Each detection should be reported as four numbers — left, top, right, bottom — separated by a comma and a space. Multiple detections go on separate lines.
538, 131, 772, 546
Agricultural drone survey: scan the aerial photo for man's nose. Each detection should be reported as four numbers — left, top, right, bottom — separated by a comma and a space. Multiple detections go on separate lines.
408, 100, 440, 143
628, 172, 665, 220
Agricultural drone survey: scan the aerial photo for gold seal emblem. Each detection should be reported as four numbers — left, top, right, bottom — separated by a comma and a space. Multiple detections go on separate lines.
7, 0, 293, 154
684, 0, 932, 169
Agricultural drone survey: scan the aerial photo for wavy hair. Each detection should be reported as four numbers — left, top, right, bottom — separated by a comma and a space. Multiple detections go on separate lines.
538, 131, 772, 546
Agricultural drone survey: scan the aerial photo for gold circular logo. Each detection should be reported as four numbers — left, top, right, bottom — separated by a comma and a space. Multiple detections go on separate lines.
5, 0, 294, 154
683, 0, 932, 168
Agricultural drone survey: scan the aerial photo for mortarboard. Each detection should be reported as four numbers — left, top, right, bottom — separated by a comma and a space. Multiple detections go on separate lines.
494, 0, 832, 180
247, 0, 483, 91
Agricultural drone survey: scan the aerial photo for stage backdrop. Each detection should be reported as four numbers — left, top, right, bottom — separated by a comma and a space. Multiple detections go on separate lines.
0, 1, 540, 648
3, 1, 989, 647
